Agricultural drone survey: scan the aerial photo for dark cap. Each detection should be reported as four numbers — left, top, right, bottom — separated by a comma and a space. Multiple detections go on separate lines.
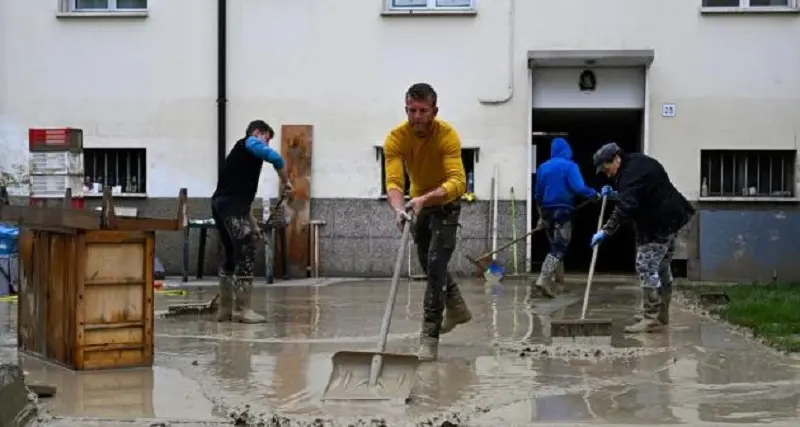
593, 142, 621, 173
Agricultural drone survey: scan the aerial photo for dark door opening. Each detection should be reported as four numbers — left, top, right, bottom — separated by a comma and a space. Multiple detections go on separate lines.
530, 109, 643, 274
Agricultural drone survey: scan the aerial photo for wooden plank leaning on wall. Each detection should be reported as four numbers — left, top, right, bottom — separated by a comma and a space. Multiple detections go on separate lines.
279, 125, 313, 279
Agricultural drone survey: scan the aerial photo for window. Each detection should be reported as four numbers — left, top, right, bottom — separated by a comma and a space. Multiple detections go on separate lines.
702, 0, 792, 7
700, 150, 796, 198
376, 147, 478, 197
84, 148, 147, 195
386, 0, 475, 11
71, 0, 147, 11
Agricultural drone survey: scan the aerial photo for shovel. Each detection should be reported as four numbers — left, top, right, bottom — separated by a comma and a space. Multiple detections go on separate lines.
550, 195, 613, 338
321, 216, 420, 402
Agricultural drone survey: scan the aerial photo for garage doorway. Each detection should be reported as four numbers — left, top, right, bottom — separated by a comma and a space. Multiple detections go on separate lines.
530, 109, 643, 274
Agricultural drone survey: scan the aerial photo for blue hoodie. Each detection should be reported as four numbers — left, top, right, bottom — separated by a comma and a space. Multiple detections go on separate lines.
535, 138, 598, 210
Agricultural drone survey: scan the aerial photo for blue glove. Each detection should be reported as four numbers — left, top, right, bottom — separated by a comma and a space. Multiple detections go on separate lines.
601, 185, 616, 197
590, 230, 607, 248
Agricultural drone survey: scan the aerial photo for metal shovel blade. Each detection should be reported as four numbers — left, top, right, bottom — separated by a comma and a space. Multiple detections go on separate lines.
321, 350, 420, 402
550, 318, 613, 337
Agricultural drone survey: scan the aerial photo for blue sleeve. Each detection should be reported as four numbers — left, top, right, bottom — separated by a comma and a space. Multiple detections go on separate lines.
567, 163, 597, 199
245, 136, 284, 170
534, 171, 545, 205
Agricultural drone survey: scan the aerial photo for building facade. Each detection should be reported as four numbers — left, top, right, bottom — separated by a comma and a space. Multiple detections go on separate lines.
1, 0, 799, 282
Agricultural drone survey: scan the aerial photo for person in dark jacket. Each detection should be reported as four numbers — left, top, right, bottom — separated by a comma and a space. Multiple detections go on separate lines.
532, 137, 603, 299
212, 120, 293, 324
591, 142, 695, 333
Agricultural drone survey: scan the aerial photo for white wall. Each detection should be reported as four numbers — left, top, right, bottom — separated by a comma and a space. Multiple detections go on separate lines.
532, 68, 645, 110
1, 0, 798, 200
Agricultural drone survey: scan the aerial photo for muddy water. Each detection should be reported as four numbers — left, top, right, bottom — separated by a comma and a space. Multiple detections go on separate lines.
1, 278, 800, 426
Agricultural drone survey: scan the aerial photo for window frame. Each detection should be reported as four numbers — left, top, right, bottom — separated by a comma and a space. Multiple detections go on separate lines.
83, 148, 148, 199
698, 149, 798, 202
700, 0, 799, 13
384, 0, 477, 13
375, 146, 479, 199
71, 0, 148, 11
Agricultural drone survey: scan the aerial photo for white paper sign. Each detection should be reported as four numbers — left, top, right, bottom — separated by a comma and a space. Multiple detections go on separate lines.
662, 103, 676, 118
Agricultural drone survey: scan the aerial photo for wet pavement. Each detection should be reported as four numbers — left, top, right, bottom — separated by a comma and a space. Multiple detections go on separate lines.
1, 277, 800, 426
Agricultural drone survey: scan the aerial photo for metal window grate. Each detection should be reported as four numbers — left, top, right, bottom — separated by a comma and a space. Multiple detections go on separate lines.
84, 148, 147, 194
700, 150, 796, 198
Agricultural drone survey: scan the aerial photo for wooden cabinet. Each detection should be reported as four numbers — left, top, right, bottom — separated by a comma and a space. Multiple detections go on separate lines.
2, 187, 187, 371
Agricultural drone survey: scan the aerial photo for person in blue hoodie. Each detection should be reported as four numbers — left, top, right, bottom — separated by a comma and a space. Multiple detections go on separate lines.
531, 137, 607, 299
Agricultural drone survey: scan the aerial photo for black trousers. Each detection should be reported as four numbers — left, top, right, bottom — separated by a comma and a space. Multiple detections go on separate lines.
211, 196, 259, 279
413, 203, 461, 339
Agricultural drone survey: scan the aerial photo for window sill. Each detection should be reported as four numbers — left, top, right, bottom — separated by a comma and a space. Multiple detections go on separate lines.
700, 6, 800, 14
698, 196, 799, 203
56, 10, 149, 19
381, 8, 477, 17
84, 192, 148, 199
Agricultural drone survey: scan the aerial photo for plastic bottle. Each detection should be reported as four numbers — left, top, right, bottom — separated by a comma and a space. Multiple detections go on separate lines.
467, 171, 475, 193
701, 177, 708, 197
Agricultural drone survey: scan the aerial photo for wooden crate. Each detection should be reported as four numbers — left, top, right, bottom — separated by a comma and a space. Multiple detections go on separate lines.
17, 229, 155, 370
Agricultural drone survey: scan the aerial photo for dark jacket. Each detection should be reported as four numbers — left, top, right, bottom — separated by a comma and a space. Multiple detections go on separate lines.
602, 152, 695, 243
534, 138, 598, 211
212, 137, 267, 206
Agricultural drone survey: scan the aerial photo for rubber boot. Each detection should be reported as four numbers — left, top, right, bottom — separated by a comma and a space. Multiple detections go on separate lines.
216, 275, 233, 322
417, 322, 439, 362
441, 291, 472, 334
633, 284, 672, 324
625, 288, 664, 333
417, 337, 439, 362
533, 254, 559, 299
554, 261, 566, 294
231, 277, 267, 324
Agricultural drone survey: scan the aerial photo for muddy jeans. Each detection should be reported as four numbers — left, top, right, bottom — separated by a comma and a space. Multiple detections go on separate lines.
211, 196, 260, 293
635, 233, 676, 312
540, 209, 573, 278
413, 203, 461, 340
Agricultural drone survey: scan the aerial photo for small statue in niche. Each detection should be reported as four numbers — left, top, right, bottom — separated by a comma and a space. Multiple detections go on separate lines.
579, 69, 597, 92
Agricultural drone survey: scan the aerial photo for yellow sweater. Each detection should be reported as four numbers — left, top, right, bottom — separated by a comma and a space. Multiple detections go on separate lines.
383, 119, 466, 204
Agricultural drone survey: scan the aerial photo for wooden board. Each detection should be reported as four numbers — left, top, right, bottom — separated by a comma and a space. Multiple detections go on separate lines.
280, 125, 313, 279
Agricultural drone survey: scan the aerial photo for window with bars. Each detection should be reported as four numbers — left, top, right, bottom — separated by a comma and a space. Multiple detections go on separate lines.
700, 150, 796, 198
376, 147, 477, 197
84, 148, 147, 195
70, 0, 147, 11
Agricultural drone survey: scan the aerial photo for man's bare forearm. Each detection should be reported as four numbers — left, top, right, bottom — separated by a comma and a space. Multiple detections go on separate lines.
420, 186, 449, 207
277, 168, 289, 184
387, 189, 405, 212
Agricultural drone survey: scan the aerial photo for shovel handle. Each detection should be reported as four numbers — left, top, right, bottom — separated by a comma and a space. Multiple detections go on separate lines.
369, 216, 412, 386
581, 195, 607, 320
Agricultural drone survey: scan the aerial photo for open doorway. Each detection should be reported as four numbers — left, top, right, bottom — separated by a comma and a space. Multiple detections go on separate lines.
530, 109, 643, 274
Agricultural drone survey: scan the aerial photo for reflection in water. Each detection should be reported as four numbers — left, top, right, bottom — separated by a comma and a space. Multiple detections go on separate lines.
4, 280, 800, 424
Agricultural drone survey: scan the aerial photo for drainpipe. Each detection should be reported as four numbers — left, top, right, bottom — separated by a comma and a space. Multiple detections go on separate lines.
217, 0, 228, 178
477, 0, 516, 105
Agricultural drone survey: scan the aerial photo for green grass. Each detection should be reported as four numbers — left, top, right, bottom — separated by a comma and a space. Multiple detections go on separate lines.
688, 283, 800, 352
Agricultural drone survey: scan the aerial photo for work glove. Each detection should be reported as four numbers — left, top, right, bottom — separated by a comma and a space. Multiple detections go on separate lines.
600, 185, 616, 197
394, 207, 412, 232
590, 230, 607, 248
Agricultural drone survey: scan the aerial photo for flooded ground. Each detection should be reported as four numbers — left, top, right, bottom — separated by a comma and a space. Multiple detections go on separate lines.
1, 277, 800, 426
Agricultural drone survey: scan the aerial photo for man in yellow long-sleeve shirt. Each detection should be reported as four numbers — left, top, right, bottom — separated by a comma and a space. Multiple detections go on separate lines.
383, 82, 470, 362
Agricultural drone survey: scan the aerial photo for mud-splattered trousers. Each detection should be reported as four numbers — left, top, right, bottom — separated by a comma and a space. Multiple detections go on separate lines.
211, 196, 260, 295
539, 209, 573, 281
413, 203, 462, 340
635, 232, 676, 317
